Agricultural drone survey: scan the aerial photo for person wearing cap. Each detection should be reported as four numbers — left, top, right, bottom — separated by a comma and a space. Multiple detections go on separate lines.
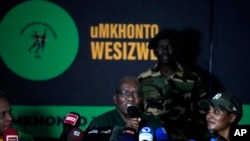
0, 91, 34, 141
137, 28, 208, 141
199, 92, 243, 141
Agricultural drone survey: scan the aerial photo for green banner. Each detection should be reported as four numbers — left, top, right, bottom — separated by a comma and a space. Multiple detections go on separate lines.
12, 105, 115, 138
12, 105, 250, 138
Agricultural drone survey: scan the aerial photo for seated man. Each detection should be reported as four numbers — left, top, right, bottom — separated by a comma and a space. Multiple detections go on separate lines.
85, 76, 165, 141
0, 90, 34, 141
199, 92, 243, 141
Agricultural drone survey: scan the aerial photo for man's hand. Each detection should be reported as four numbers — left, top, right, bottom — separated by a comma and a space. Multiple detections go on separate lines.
125, 117, 141, 131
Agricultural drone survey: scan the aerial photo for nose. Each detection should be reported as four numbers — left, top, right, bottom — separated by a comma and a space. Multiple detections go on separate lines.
206, 111, 213, 120
163, 46, 172, 56
5, 112, 13, 121
126, 93, 135, 101
162, 46, 168, 53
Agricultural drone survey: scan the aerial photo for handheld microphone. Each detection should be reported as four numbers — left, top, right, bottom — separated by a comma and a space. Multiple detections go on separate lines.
109, 126, 123, 141
121, 106, 140, 141
66, 128, 84, 141
127, 106, 140, 118
60, 112, 81, 141
3, 128, 19, 141
155, 127, 169, 141
139, 127, 153, 141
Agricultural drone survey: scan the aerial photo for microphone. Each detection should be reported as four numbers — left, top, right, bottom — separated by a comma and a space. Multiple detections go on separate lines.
120, 127, 136, 141
139, 127, 154, 141
3, 128, 19, 141
120, 106, 140, 141
85, 126, 113, 141
66, 128, 84, 141
127, 106, 140, 118
60, 112, 81, 141
155, 127, 169, 141
109, 126, 123, 141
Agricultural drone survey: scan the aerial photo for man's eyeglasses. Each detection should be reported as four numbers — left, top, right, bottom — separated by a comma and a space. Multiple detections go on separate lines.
0, 109, 12, 119
117, 90, 142, 98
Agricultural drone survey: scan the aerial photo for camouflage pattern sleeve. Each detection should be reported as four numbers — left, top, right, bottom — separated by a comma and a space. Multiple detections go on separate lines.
137, 68, 168, 117
138, 66, 208, 140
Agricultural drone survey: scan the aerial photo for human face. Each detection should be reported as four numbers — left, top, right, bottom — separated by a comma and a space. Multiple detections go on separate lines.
114, 77, 142, 116
0, 98, 13, 134
206, 106, 235, 132
154, 39, 176, 66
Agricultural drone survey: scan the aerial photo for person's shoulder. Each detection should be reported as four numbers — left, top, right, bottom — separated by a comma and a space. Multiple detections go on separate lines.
91, 109, 118, 125
89, 109, 123, 128
181, 66, 202, 81
138, 68, 161, 80
93, 109, 117, 120
18, 130, 34, 141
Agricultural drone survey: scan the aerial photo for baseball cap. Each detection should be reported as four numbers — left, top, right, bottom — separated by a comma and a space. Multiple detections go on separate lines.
148, 28, 180, 49
199, 92, 242, 117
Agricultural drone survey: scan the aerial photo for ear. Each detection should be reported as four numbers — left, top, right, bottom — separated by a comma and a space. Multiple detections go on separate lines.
229, 113, 237, 123
113, 95, 117, 104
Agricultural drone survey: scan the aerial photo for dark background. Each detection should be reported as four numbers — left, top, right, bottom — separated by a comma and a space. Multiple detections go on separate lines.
1, 0, 250, 140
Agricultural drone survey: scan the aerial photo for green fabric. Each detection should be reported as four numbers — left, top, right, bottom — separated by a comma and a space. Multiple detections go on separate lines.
199, 92, 242, 117
90, 109, 163, 132
19, 131, 34, 141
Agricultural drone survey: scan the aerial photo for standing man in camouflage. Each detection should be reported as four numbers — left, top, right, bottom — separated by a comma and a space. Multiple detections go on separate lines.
137, 28, 208, 141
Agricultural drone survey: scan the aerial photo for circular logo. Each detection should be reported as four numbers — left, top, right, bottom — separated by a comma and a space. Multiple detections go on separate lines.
141, 127, 151, 133
0, 1, 79, 80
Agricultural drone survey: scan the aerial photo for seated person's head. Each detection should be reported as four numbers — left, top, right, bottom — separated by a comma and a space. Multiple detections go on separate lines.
114, 76, 142, 117
199, 92, 243, 132
0, 91, 13, 136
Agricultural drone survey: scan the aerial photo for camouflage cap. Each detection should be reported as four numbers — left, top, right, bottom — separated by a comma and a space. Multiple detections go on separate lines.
199, 92, 242, 116
148, 28, 180, 49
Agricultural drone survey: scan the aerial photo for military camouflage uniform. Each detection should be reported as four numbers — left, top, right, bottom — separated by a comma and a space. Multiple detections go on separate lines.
138, 63, 207, 141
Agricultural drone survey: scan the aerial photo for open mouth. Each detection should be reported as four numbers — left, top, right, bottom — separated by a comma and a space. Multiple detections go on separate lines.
207, 120, 215, 126
126, 103, 134, 107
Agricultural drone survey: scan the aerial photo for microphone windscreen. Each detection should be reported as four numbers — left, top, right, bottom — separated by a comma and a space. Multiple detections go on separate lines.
64, 112, 81, 128
119, 127, 136, 141
3, 128, 19, 141
155, 127, 169, 141
60, 112, 81, 141
127, 106, 140, 118
109, 126, 123, 141
66, 128, 84, 141
139, 127, 153, 141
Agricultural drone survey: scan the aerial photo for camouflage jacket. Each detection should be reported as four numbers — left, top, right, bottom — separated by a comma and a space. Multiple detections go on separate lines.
138, 64, 207, 141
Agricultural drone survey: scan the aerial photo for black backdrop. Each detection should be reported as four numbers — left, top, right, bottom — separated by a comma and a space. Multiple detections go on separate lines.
0, 0, 250, 140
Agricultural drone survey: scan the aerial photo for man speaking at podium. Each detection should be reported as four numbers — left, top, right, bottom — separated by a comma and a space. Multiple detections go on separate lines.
84, 76, 163, 141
